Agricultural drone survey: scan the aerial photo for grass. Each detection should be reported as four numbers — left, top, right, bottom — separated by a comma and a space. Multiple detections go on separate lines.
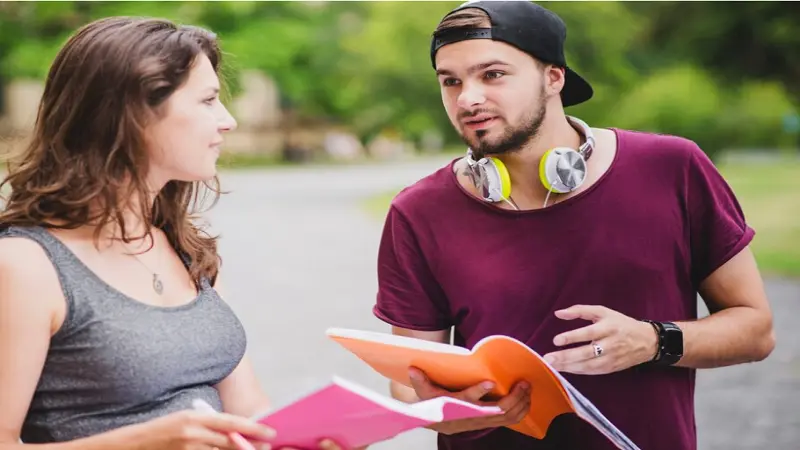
719, 159, 800, 278
361, 158, 800, 278
363, 188, 403, 218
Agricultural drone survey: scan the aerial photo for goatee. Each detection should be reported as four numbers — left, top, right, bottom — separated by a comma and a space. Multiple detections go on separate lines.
463, 100, 547, 159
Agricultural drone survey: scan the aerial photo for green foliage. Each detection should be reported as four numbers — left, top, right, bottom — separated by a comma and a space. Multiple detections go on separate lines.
725, 82, 797, 152
333, 1, 458, 140
612, 65, 796, 160
641, 2, 800, 106
612, 66, 726, 158
0, 1, 795, 155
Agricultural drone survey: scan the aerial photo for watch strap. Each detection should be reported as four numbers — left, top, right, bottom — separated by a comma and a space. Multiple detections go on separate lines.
641, 319, 682, 366
643, 319, 662, 362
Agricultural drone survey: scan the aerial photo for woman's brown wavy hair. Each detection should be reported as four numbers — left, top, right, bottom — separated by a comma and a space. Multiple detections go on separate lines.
0, 16, 225, 286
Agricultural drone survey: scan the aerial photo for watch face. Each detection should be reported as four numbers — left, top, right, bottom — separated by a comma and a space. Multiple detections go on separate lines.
663, 325, 683, 355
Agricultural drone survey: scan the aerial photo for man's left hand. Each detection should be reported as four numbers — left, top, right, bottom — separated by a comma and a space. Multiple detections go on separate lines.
542, 305, 659, 375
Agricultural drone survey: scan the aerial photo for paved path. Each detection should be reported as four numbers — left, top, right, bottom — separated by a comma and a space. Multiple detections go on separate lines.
205, 157, 799, 450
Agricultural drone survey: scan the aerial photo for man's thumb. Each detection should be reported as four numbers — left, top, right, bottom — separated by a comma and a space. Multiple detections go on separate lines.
408, 367, 440, 399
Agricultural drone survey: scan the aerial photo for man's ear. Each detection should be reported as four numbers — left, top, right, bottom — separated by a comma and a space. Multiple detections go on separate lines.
545, 65, 566, 97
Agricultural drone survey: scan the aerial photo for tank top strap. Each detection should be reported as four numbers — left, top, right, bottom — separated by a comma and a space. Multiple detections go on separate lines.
0, 224, 83, 279
0, 225, 80, 338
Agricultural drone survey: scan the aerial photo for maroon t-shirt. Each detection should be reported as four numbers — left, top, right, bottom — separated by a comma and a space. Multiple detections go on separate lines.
373, 129, 754, 450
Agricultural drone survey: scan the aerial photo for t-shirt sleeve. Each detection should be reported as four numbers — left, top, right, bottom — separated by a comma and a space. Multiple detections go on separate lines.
373, 204, 497, 440
373, 204, 453, 331
684, 142, 755, 286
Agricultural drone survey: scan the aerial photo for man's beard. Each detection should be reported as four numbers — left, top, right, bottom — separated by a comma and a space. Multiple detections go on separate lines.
461, 99, 547, 158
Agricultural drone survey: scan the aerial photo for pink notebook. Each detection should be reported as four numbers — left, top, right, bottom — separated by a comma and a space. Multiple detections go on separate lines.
249, 376, 502, 449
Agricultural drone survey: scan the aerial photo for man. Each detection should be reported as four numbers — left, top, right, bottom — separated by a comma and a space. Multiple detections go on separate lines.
371, 1, 775, 450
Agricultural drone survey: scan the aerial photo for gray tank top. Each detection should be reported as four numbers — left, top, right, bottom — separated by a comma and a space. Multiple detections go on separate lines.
0, 225, 248, 443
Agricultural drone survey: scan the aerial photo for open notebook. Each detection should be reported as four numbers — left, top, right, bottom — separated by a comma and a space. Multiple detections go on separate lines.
326, 327, 641, 450
249, 375, 501, 449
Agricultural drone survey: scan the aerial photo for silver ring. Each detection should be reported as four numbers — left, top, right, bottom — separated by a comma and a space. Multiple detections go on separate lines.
592, 342, 604, 358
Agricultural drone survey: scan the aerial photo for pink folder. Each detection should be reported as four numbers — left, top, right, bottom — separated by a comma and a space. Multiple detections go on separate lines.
250, 376, 502, 450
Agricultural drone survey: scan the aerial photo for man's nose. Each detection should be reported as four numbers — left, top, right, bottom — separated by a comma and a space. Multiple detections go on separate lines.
457, 82, 486, 110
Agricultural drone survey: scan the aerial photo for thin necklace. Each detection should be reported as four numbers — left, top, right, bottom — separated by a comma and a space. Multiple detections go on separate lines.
127, 249, 164, 295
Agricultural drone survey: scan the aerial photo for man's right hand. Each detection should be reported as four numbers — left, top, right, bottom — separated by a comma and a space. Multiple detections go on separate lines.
407, 367, 531, 436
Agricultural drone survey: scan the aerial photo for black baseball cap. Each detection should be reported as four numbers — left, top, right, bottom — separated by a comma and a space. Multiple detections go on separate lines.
430, 1, 593, 107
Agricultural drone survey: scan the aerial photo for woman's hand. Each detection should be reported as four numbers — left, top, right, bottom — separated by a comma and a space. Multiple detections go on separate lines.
123, 409, 277, 449
280, 439, 368, 450
126, 410, 371, 450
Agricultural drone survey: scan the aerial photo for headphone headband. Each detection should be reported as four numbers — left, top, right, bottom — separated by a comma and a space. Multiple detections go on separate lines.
463, 115, 596, 206
566, 115, 595, 161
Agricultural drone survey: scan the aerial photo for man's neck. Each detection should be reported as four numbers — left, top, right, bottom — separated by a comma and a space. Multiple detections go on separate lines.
495, 113, 584, 203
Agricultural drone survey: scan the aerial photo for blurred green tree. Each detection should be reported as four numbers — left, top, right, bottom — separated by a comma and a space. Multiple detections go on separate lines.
636, 1, 799, 149
0, 1, 794, 157
640, 2, 798, 106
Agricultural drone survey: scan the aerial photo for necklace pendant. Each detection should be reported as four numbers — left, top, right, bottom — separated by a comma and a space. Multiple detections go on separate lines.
152, 274, 164, 295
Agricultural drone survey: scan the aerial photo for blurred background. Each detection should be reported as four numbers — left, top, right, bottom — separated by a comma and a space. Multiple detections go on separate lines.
0, 2, 798, 450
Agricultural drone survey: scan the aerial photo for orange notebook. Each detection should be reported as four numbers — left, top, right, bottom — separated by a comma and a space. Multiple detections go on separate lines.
326, 328, 640, 450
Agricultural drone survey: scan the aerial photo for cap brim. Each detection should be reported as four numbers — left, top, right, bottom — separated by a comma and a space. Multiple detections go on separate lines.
562, 67, 593, 107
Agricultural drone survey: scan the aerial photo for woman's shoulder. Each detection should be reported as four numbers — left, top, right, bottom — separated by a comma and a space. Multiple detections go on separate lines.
0, 225, 53, 267
0, 226, 67, 335
0, 225, 62, 283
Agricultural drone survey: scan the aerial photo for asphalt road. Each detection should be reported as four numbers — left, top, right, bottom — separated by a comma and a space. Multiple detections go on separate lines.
205, 157, 799, 450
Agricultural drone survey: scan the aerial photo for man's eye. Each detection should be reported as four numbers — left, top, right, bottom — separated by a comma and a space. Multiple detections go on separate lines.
485, 71, 504, 80
442, 78, 460, 87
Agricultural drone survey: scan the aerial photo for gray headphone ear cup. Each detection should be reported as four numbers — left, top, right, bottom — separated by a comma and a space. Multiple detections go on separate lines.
480, 159, 504, 202
468, 157, 503, 202
541, 148, 587, 194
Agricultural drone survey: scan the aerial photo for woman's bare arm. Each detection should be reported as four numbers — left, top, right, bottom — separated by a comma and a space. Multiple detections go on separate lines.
0, 238, 68, 448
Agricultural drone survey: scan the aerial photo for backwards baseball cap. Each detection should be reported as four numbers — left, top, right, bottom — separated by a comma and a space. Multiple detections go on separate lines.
430, 0, 593, 107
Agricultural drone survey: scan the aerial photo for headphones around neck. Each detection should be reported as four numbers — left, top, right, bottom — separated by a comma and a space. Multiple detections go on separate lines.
464, 115, 596, 205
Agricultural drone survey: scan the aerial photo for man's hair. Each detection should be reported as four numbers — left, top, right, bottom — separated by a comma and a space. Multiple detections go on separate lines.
435, 8, 491, 32
0, 16, 224, 287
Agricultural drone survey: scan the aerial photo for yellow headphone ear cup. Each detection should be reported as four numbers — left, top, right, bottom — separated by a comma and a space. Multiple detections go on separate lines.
490, 157, 512, 199
539, 149, 555, 192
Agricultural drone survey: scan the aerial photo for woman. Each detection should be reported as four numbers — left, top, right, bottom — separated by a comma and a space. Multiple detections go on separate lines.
0, 16, 356, 450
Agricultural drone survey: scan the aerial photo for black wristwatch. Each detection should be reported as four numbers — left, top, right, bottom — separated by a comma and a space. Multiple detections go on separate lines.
642, 320, 683, 366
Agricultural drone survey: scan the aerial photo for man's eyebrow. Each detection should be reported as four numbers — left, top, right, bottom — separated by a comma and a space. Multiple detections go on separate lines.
436, 60, 511, 77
